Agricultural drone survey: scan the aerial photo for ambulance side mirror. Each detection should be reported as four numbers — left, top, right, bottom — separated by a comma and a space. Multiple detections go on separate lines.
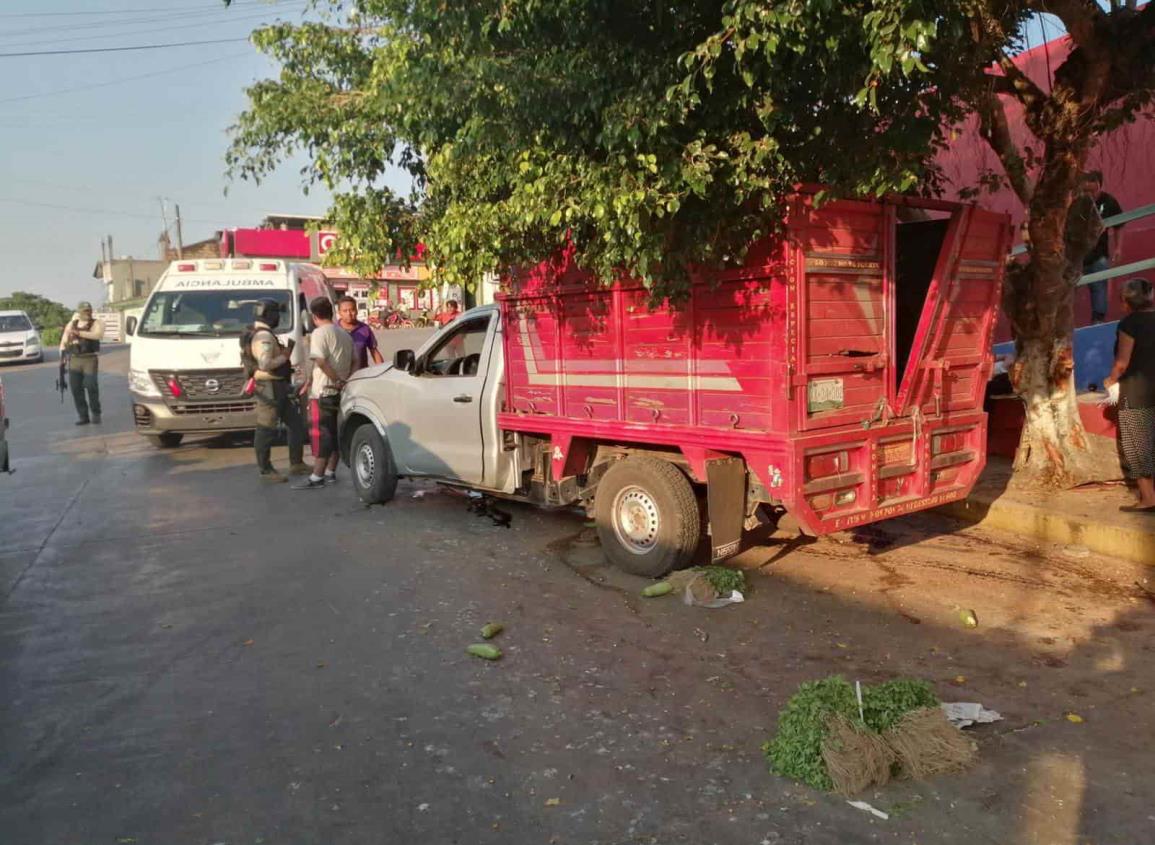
125, 316, 137, 336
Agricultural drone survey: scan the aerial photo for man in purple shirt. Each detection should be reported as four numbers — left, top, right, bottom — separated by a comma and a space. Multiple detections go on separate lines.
337, 296, 384, 371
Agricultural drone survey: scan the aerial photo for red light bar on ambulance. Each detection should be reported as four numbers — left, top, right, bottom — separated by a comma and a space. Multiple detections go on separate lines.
177, 263, 196, 272
259, 262, 279, 271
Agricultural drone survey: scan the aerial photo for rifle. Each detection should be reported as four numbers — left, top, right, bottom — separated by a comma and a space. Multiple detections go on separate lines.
55, 350, 70, 402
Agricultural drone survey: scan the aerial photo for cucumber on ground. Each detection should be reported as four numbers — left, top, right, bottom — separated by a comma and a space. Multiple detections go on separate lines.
480, 623, 503, 640
466, 643, 502, 661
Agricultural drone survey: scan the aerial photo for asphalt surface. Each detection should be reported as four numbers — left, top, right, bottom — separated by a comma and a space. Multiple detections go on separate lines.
1, 345, 1152, 845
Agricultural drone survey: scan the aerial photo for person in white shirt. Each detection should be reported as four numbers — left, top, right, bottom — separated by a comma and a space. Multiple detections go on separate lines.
294, 297, 353, 490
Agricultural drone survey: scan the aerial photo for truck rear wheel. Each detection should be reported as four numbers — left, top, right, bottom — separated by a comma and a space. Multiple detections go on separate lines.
594, 456, 702, 577
350, 423, 398, 505
147, 432, 183, 449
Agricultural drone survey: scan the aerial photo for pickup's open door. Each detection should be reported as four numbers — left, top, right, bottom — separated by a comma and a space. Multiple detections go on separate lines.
388, 313, 496, 484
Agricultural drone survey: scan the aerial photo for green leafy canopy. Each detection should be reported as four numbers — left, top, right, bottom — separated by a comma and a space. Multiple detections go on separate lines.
225, 1, 1144, 299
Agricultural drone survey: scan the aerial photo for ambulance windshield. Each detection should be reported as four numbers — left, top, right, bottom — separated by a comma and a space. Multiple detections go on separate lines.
138, 290, 294, 337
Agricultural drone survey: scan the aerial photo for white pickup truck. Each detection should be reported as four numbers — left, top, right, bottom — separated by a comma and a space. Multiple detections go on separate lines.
340, 305, 511, 502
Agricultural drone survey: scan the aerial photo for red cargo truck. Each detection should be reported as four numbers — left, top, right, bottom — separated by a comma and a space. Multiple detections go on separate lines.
340, 191, 1012, 576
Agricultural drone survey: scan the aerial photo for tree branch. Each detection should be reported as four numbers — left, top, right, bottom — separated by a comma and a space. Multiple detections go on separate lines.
1029, 0, 1106, 53
977, 85, 1033, 204
995, 52, 1049, 117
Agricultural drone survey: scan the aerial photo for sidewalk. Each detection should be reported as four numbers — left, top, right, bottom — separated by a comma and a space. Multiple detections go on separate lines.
939, 457, 1155, 566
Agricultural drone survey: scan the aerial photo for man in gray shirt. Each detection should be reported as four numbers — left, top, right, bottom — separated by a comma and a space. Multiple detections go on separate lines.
295, 297, 353, 490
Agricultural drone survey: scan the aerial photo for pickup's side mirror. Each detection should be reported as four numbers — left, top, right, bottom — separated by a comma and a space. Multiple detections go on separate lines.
394, 349, 416, 372
125, 316, 137, 336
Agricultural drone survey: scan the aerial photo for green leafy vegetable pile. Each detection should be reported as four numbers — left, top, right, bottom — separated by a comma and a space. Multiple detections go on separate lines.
762, 676, 938, 791
698, 565, 746, 595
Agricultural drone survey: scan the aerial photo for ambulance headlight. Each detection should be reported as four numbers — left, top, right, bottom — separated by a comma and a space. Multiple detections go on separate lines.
129, 368, 161, 397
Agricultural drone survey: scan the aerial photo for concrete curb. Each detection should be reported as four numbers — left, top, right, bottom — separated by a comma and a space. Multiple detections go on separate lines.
938, 496, 1155, 566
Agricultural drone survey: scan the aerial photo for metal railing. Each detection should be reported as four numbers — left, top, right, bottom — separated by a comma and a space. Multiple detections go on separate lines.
1009, 202, 1155, 287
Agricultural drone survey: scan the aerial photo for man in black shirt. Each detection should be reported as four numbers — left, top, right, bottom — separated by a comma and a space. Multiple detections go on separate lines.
1080, 171, 1125, 323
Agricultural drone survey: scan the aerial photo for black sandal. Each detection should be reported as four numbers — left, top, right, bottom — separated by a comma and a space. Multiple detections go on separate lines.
1119, 504, 1155, 513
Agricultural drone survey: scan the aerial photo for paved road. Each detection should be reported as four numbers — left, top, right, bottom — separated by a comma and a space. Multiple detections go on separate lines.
1, 348, 1152, 845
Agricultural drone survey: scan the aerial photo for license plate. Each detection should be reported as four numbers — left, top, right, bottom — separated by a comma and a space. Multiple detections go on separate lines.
807, 378, 844, 413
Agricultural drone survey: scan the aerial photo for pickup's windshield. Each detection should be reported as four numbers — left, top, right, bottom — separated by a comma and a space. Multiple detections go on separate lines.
139, 290, 294, 337
0, 315, 32, 332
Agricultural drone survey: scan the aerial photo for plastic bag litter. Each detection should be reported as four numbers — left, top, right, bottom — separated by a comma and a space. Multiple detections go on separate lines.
682, 571, 744, 608
846, 800, 889, 820
941, 702, 1002, 729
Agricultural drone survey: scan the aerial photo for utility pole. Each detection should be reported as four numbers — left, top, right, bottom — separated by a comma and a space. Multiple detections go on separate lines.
159, 198, 171, 258
174, 204, 184, 259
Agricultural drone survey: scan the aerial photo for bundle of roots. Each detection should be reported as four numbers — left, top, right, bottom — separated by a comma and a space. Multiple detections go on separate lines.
821, 714, 896, 797
883, 706, 977, 779
822, 707, 977, 796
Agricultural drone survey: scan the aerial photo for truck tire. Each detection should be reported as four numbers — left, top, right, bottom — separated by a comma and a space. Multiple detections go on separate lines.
349, 423, 398, 505
147, 432, 183, 449
594, 456, 702, 577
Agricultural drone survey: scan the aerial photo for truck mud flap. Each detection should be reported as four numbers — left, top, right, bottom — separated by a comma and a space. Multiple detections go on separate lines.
706, 457, 746, 562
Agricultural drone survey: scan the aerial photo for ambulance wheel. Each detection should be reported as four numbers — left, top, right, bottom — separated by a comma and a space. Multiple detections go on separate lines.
147, 432, 183, 449
594, 456, 701, 577
350, 423, 398, 505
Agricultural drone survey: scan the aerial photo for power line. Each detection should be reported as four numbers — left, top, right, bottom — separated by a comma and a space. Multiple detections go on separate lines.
2, 7, 303, 50
0, 1, 300, 19
0, 37, 251, 58
0, 1, 304, 41
0, 197, 222, 225
0, 51, 250, 104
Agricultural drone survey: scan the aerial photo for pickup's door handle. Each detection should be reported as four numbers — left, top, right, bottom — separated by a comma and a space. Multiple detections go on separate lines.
453, 394, 473, 403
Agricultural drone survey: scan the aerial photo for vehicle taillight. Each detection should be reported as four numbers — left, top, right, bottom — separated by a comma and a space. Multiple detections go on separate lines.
177, 263, 196, 272
167, 377, 183, 398
259, 262, 278, 271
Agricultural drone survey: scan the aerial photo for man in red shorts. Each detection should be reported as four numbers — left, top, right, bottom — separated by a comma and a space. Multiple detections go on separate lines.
294, 297, 354, 490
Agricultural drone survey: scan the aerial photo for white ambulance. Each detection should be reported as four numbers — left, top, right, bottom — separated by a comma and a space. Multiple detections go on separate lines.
126, 258, 332, 448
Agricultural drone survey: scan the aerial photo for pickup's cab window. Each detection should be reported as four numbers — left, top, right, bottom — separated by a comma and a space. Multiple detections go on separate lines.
421, 315, 489, 376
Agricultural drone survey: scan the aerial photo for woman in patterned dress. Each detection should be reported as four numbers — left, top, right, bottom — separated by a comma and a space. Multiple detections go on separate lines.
1104, 278, 1155, 512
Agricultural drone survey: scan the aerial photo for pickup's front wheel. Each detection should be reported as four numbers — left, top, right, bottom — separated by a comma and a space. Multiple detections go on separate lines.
350, 424, 398, 505
594, 456, 701, 577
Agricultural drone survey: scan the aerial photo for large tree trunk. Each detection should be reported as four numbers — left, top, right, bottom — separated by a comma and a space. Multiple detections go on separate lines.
1003, 152, 1119, 487
1004, 153, 1080, 486
1011, 335, 1101, 484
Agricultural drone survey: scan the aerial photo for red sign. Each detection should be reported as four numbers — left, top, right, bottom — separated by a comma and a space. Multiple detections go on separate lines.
317, 230, 338, 256
229, 228, 311, 259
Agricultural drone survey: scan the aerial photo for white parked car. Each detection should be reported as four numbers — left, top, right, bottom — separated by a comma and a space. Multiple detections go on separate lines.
0, 310, 43, 365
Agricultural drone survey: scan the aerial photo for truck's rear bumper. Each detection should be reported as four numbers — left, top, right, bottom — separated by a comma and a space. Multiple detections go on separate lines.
131, 392, 257, 435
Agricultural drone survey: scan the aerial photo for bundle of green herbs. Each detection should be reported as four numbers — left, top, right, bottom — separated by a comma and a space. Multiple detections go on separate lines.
698, 565, 746, 595
762, 676, 941, 792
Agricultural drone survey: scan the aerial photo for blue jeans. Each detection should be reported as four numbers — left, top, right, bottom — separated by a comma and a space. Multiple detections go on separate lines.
1084, 256, 1110, 322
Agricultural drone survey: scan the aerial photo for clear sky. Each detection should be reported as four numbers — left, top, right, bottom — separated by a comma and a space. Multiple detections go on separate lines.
0, 0, 372, 308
